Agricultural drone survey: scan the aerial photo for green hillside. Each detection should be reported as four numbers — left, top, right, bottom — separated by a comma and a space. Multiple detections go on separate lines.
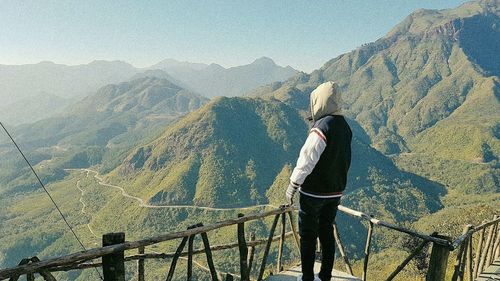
0, 77, 208, 196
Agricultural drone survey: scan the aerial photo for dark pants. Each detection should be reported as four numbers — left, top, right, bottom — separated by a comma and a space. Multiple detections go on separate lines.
299, 193, 341, 281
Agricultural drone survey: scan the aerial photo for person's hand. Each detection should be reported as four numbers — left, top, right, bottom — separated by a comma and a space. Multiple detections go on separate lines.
286, 182, 298, 205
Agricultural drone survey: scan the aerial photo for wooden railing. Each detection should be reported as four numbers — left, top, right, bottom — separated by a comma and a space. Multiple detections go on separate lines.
0, 205, 497, 281
450, 215, 500, 281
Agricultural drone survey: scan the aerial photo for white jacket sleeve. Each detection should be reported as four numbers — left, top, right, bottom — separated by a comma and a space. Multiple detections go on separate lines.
290, 128, 327, 186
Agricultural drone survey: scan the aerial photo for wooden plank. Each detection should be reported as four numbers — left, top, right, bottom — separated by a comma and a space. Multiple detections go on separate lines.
264, 262, 360, 280
102, 232, 125, 281
476, 259, 500, 281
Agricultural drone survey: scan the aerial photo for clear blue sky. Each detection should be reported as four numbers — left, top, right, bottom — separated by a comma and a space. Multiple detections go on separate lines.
1, 0, 469, 72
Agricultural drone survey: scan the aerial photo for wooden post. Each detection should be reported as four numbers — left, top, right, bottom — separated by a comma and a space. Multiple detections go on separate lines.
166, 236, 189, 281
494, 223, 500, 260
466, 234, 473, 281
478, 223, 495, 275
8, 258, 30, 281
486, 216, 498, 266
187, 234, 195, 281
452, 225, 472, 281
102, 232, 125, 281
287, 211, 300, 253
257, 213, 280, 281
247, 233, 256, 278
473, 224, 486, 279
362, 222, 374, 281
137, 246, 145, 281
277, 213, 286, 272
237, 213, 249, 281
200, 229, 219, 281
28, 257, 56, 281
333, 223, 353, 275
426, 235, 451, 281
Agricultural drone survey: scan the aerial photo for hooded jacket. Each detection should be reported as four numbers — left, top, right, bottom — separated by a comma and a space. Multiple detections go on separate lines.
290, 81, 352, 198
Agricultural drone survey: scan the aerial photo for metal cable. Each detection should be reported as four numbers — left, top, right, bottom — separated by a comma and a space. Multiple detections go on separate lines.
0, 121, 103, 280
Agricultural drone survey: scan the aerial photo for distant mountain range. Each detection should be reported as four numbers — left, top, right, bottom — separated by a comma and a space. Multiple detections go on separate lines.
148, 57, 298, 98
0, 58, 297, 125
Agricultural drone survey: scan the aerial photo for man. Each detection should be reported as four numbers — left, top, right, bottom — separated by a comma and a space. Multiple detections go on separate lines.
286, 81, 352, 281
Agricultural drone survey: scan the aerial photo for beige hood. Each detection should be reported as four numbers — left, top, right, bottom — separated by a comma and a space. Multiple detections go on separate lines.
310, 81, 342, 122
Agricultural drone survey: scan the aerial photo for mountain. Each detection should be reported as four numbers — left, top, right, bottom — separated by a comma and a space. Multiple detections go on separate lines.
0, 77, 208, 196
148, 57, 298, 97
0, 93, 73, 126
0, 60, 139, 126
0, 60, 138, 105
105, 97, 443, 223
253, 0, 499, 196
0, 58, 297, 125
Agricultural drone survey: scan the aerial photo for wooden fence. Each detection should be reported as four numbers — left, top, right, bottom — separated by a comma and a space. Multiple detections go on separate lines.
0, 205, 497, 281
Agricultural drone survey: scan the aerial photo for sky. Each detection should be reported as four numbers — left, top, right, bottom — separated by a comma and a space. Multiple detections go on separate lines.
1, 0, 469, 72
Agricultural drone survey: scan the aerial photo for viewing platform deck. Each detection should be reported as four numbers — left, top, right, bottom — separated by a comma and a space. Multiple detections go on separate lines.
265, 262, 360, 281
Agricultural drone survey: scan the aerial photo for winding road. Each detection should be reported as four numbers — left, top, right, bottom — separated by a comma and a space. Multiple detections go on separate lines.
66, 168, 277, 211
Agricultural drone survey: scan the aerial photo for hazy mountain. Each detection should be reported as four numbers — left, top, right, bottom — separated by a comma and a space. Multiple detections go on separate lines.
0, 93, 73, 126
0, 77, 208, 196
0, 58, 297, 125
0, 60, 138, 105
148, 57, 298, 97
